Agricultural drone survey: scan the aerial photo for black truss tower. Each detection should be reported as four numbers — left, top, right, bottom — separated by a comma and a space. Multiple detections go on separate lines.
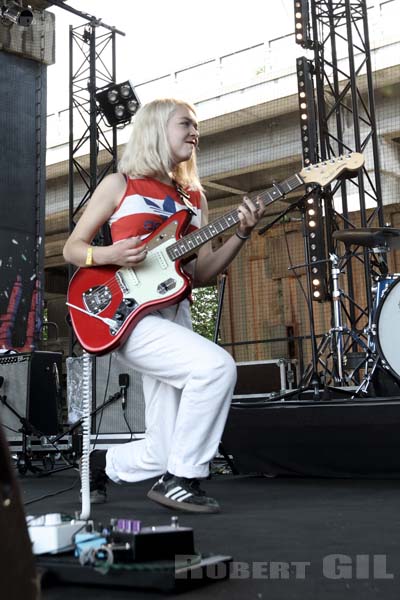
68, 18, 124, 354
69, 21, 119, 232
301, 0, 385, 382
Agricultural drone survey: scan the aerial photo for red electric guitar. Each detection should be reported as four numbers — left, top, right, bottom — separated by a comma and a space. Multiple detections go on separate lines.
67, 153, 364, 354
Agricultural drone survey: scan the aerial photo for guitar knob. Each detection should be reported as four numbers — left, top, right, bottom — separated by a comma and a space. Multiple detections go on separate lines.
114, 312, 124, 321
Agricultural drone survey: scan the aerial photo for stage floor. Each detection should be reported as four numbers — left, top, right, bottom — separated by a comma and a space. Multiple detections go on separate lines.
17, 463, 400, 599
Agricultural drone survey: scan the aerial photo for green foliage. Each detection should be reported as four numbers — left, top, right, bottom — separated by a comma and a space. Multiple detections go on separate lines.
191, 285, 219, 341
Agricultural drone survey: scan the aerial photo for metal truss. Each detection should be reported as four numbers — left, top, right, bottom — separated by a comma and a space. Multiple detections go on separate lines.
301, 0, 385, 383
68, 21, 119, 225
68, 18, 124, 354
312, 0, 384, 294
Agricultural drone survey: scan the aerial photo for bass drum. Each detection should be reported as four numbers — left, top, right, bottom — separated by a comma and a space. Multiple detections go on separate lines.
375, 277, 400, 382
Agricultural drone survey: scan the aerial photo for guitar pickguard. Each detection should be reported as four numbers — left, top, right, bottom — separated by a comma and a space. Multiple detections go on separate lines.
77, 233, 186, 339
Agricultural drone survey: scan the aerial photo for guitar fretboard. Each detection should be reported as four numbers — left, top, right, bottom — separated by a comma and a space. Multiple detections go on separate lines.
167, 172, 304, 261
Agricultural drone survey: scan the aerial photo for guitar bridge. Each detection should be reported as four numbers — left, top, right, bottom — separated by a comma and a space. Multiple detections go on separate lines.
83, 285, 112, 314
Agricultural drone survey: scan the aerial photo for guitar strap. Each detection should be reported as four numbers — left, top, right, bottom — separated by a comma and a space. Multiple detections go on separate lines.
173, 181, 197, 216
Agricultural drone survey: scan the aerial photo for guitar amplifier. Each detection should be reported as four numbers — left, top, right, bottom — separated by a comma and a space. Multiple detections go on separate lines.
66, 353, 146, 441
0, 352, 61, 443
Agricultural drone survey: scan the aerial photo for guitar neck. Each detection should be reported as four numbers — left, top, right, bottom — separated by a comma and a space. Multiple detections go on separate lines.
167, 172, 304, 262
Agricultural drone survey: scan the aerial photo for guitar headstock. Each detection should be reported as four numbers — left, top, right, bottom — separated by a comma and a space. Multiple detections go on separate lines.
300, 153, 364, 187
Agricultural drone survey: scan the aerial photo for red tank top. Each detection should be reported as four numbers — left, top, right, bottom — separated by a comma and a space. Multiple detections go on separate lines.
108, 177, 202, 242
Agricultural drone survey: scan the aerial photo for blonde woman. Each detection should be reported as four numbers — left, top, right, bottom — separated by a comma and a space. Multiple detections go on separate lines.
63, 98, 264, 513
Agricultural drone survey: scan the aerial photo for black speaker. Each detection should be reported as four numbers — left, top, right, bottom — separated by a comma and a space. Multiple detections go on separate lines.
66, 354, 146, 436
0, 352, 61, 442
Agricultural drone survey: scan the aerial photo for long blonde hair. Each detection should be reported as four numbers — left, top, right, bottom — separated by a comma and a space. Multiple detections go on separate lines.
118, 98, 202, 191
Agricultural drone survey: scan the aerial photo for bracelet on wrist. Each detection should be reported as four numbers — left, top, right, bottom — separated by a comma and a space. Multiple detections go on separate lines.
85, 246, 94, 266
235, 229, 251, 241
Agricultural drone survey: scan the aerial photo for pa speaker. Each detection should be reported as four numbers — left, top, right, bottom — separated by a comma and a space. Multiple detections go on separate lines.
0, 352, 61, 442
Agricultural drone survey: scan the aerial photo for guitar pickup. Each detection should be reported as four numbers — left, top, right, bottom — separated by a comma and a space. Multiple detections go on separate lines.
155, 251, 168, 269
117, 269, 138, 291
157, 278, 176, 295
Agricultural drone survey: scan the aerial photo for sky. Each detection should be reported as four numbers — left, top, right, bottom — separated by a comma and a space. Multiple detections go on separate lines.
46, 0, 295, 113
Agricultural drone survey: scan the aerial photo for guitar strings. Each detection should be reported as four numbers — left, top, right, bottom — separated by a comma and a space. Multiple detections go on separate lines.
72, 154, 358, 321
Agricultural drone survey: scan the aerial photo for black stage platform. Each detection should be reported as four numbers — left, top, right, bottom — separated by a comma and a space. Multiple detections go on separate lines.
15, 395, 400, 599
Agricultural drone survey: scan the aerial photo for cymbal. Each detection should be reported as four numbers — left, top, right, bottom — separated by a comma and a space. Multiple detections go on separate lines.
333, 227, 400, 249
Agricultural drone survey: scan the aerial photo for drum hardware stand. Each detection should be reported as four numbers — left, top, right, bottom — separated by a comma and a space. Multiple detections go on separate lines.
350, 353, 380, 397
325, 253, 372, 387
331, 227, 400, 398
330, 253, 345, 383
259, 195, 374, 400
350, 248, 399, 399
288, 253, 369, 395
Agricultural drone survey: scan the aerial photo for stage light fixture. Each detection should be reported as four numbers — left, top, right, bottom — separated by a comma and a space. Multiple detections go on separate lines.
304, 187, 329, 302
120, 83, 131, 98
1, 1, 33, 26
107, 89, 119, 104
293, 0, 313, 49
296, 57, 318, 166
95, 80, 140, 127
296, 58, 329, 301
127, 98, 139, 113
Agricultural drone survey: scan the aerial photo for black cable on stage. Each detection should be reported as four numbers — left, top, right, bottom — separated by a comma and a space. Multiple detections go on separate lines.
122, 409, 134, 441
23, 475, 80, 506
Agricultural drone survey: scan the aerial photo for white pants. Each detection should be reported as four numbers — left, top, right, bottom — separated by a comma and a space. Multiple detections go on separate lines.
105, 299, 237, 483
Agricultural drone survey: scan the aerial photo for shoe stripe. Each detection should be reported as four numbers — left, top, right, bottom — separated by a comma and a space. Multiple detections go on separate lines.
169, 489, 187, 500
174, 491, 193, 502
165, 486, 193, 501
170, 489, 193, 501
165, 485, 183, 498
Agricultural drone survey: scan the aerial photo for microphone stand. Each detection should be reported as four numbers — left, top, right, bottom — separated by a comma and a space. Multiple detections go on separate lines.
37, 387, 125, 477
0, 392, 45, 475
213, 271, 239, 474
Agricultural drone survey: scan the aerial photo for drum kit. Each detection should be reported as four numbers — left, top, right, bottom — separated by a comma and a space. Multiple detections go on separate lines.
331, 226, 400, 396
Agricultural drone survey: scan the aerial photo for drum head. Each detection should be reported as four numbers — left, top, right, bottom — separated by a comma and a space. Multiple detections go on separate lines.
375, 278, 400, 380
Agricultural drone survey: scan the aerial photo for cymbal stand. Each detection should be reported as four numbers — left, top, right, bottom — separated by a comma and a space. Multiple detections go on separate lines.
350, 353, 380, 397
298, 250, 372, 391
330, 252, 345, 383
327, 252, 374, 386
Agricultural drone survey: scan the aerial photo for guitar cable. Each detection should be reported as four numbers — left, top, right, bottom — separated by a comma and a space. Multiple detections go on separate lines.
91, 353, 112, 450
